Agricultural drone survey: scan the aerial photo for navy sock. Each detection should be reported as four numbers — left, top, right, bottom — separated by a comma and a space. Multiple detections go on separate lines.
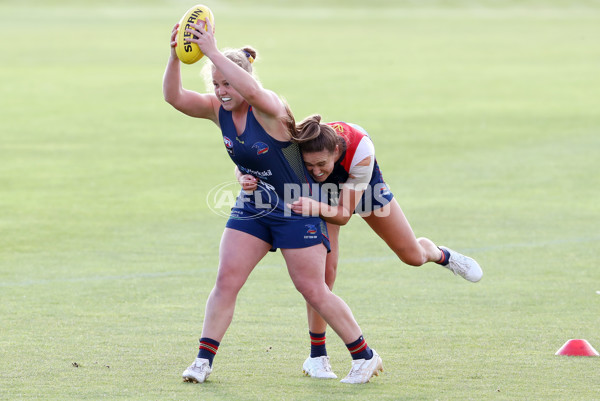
346, 335, 373, 360
197, 337, 220, 366
309, 331, 327, 358
437, 247, 450, 266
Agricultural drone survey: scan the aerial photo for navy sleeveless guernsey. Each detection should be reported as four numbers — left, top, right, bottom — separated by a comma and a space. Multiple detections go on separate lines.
219, 106, 329, 250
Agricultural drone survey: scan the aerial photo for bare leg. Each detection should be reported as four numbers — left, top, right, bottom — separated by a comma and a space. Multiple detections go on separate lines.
282, 243, 361, 344
361, 198, 443, 266
200, 228, 271, 341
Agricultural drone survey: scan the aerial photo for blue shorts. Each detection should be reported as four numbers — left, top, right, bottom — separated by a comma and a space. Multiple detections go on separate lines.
226, 208, 330, 252
354, 161, 394, 214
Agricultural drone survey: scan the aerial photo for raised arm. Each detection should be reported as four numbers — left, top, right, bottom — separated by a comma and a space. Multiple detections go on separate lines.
163, 24, 219, 123
185, 20, 290, 138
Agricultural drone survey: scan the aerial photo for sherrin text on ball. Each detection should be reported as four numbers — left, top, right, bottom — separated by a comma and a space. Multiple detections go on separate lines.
175, 5, 215, 64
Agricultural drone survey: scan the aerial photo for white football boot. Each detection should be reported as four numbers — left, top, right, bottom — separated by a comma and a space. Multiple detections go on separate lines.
340, 350, 383, 384
182, 358, 212, 383
302, 355, 337, 379
440, 246, 483, 282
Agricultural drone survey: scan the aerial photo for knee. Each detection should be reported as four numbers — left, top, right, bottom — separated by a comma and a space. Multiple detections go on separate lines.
213, 265, 246, 297
394, 241, 428, 267
401, 254, 426, 267
295, 281, 328, 306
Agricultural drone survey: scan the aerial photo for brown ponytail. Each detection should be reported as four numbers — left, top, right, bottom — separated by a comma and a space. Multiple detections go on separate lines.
294, 114, 339, 154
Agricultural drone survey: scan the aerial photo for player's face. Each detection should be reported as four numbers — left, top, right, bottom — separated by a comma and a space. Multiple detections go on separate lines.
212, 70, 244, 111
302, 148, 338, 182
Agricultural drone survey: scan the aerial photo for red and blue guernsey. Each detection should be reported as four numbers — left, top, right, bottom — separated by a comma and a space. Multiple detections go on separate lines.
219, 106, 329, 250
320, 122, 394, 214
321, 121, 374, 185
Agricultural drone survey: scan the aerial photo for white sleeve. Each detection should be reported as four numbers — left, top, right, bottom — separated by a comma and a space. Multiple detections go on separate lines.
342, 136, 375, 192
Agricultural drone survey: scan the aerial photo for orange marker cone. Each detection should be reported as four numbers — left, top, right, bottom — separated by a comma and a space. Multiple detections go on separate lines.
555, 339, 599, 356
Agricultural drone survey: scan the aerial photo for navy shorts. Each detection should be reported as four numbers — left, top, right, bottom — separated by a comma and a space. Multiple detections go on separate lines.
354, 161, 394, 214
226, 208, 331, 252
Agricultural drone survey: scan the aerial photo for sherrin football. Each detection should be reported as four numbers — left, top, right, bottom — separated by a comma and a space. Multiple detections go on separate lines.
175, 4, 215, 65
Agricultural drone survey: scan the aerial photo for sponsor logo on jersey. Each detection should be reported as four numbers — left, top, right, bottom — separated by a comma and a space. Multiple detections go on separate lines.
252, 141, 269, 155
239, 166, 272, 179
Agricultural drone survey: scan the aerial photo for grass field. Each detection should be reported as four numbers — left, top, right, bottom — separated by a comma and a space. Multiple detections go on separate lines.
1, 0, 600, 400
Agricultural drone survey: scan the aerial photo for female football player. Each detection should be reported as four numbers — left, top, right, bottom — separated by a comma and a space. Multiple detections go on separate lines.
163, 20, 382, 384
237, 115, 482, 379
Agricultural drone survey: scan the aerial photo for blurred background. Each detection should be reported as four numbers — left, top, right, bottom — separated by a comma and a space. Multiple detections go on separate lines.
1, 1, 599, 399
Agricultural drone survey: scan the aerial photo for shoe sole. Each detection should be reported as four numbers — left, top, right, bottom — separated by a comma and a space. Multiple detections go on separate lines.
366, 358, 384, 383
302, 369, 337, 379
183, 373, 209, 383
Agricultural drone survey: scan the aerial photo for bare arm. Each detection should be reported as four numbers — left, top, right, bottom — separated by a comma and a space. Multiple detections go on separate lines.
288, 156, 373, 225
185, 20, 289, 138
288, 187, 363, 226
162, 24, 219, 123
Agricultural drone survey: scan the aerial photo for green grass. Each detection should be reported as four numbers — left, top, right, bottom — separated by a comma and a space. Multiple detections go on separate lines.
1, 0, 600, 400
